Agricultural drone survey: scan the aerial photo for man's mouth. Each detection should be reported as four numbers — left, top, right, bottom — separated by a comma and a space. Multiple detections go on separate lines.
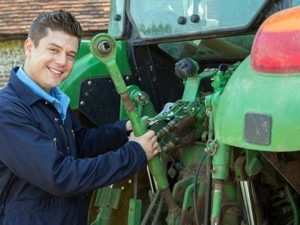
48, 67, 64, 76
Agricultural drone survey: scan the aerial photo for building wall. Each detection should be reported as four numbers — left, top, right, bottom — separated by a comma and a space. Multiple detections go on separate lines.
0, 40, 24, 88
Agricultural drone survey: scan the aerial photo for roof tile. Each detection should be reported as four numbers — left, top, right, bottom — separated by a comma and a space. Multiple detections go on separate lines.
0, 0, 110, 36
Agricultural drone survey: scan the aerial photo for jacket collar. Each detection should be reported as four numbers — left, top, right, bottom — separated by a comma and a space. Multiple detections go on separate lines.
9, 67, 43, 106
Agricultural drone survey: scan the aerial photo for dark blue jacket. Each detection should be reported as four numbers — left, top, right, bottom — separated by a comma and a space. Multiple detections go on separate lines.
0, 68, 147, 225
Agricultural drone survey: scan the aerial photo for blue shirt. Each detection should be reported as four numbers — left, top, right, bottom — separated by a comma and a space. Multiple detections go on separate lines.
16, 67, 70, 121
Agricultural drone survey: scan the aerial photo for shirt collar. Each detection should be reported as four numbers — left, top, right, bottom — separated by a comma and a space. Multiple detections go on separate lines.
10, 67, 70, 121
9, 67, 42, 106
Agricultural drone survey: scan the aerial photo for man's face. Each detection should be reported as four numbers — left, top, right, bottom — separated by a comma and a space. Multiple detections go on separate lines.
24, 29, 79, 91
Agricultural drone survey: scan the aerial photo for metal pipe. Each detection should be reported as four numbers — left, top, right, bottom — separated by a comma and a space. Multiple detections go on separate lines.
210, 143, 230, 225
90, 34, 181, 223
284, 185, 299, 225
90, 33, 176, 192
211, 180, 223, 225
141, 191, 160, 225
238, 180, 263, 225
151, 196, 164, 225
240, 181, 254, 225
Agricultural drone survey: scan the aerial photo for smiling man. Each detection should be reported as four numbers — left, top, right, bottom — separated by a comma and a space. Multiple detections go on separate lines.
0, 10, 160, 225
24, 30, 78, 91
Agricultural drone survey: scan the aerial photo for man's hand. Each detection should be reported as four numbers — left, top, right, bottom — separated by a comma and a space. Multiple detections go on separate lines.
129, 130, 161, 160
126, 120, 132, 132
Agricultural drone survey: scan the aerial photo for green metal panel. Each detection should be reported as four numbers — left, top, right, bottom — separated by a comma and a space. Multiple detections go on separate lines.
215, 56, 300, 151
212, 143, 230, 180
127, 199, 142, 225
90, 207, 112, 225
60, 40, 132, 109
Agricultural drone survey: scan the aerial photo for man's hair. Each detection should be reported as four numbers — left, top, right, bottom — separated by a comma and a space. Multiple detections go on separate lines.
28, 10, 82, 46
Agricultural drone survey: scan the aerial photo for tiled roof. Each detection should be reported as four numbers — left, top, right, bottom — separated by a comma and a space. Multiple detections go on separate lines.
0, 0, 110, 38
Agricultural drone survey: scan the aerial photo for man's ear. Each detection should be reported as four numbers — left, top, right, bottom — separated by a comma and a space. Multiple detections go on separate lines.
24, 38, 34, 57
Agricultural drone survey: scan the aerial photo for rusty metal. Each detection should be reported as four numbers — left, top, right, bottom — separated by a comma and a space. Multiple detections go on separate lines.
157, 116, 196, 140
262, 152, 300, 194
161, 129, 201, 152
234, 156, 247, 181
161, 188, 179, 211
120, 92, 135, 112
174, 116, 196, 131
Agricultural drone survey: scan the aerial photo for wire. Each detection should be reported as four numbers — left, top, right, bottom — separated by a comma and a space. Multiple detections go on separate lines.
193, 153, 208, 225
204, 154, 212, 225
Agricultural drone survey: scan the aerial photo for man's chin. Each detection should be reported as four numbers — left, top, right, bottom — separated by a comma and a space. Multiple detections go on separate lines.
42, 81, 61, 91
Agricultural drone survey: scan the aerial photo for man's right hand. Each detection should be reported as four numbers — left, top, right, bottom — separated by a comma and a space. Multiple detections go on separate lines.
129, 130, 161, 160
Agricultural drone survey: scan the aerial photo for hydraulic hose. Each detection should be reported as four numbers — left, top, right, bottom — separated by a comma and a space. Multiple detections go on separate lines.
193, 154, 207, 225
141, 191, 160, 225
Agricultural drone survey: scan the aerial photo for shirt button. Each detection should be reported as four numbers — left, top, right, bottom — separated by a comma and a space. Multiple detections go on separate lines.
45, 101, 48, 105
54, 117, 59, 122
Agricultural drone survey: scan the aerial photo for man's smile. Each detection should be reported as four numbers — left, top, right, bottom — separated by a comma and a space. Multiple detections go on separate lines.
47, 67, 64, 77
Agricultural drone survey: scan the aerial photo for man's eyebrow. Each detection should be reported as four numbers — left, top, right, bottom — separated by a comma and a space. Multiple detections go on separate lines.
48, 43, 77, 55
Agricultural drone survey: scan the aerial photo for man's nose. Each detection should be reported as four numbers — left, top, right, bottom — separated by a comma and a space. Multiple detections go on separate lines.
55, 53, 67, 66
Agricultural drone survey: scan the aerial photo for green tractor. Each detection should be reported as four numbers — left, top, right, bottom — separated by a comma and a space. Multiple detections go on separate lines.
61, 1, 300, 224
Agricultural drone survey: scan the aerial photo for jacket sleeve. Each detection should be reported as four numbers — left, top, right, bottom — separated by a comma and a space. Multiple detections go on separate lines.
70, 110, 130, 157
0, 102, 147, 197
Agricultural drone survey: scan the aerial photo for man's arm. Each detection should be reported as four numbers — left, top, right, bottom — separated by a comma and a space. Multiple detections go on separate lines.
0, 103, 147, 197
70, 110, 130, 157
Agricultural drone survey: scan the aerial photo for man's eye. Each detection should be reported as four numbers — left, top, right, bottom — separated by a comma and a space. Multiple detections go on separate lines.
49, 48, 58, 53
67, 54, 76, 61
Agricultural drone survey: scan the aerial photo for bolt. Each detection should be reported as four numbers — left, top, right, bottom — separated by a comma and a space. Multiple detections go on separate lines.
114, 14, 122, 21
177, 16, 187, 25
128, 179, 132, 184
87, 80, 92, 86
121, 186, 125, 190
80, 101, 85, 106
191, 14, 200, 23
97, 40, 112, 54
137, 93, 145, 101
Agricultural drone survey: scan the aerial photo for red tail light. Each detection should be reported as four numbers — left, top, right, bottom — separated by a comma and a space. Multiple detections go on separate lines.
251, 7, 300, 74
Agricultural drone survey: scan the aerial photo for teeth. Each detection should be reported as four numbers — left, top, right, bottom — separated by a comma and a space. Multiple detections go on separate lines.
49, 68, 62, 75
